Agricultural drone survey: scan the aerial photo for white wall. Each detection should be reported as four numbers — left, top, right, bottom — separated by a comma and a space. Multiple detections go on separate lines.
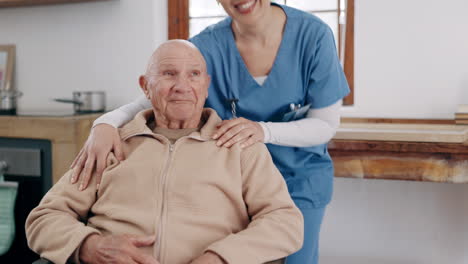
342, 0, 468, 119
0, 0, 167, 112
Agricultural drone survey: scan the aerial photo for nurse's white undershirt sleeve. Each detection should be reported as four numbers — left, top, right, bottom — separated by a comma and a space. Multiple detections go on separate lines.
92, 95, 151, 128
259, 100, 342, 147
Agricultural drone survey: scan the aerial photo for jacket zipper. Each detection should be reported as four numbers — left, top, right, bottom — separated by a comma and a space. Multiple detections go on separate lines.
151, 135, 206, 261
155, 143, 174, 262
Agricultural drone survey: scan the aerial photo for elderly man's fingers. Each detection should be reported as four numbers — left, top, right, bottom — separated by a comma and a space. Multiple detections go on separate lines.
126, 234, 156, 247
132, 253, 159, 264
79, 155, 96, 191
213, 118, 243, 140
71, 151, 87, 184
113, 138, 126, 161
124, 236, 158, 264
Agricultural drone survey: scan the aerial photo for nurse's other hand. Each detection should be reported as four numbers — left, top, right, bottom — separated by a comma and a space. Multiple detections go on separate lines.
70, 124, 124, 190
213, 117, 264, 149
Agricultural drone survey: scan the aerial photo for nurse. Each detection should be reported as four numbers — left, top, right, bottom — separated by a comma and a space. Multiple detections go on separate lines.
71, 1, 349, 263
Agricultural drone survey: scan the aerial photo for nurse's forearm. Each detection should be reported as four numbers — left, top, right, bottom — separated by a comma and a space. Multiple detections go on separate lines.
93, 95, 151, 128
260, 100, 342, 147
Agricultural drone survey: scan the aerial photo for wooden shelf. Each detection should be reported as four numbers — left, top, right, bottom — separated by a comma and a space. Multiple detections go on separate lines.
330, 139, 468, 183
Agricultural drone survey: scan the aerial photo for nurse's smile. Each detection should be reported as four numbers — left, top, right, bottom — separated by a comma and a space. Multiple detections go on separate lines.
234, 0, 257, 14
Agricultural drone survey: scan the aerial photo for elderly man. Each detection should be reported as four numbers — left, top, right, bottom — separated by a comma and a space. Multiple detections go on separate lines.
26, 40, 303, 264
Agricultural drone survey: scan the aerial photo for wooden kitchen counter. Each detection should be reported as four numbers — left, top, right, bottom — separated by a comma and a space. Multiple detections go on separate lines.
330, 121, 468, 183
0, 113, 101, 183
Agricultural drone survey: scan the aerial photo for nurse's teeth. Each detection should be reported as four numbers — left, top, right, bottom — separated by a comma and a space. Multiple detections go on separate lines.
237, 0, 254, 11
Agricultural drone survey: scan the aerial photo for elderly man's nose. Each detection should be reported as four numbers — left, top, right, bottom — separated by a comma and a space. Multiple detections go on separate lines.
174, 75, 191, 91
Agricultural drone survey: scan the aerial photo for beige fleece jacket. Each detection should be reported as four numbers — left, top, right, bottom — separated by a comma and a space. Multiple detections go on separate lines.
26, 108, 304, 264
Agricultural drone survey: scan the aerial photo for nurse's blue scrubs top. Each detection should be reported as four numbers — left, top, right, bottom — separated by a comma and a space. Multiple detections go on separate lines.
190, 3, 350, 209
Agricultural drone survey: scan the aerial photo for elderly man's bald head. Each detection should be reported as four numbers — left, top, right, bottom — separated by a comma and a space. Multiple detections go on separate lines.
145, 39, 207, 76
139, 39, 211, 129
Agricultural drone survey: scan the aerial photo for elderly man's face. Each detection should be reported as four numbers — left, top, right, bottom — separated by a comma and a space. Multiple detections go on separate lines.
140, 41, 210, 127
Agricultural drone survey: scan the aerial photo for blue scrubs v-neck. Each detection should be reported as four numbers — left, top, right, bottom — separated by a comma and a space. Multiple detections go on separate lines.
225, 7, 295, 122
227, 9, 290, 90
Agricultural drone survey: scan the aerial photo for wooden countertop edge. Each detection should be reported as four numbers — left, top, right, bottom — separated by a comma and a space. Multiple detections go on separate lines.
0, 113, 101, 143
329, 139, 468, 154
340, 117, 456, 124
336, 119, 468, 144
334, 174, 468, 184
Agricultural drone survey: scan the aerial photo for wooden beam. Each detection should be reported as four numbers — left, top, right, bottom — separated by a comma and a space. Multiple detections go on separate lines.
343, 0, 354, 105
168, 0, 189, 40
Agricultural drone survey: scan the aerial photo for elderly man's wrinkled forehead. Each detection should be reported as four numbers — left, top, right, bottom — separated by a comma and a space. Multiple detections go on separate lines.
145, 40, 206, 75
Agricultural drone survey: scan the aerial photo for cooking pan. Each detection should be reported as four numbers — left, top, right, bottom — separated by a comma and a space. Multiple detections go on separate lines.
54, 91, 105, 113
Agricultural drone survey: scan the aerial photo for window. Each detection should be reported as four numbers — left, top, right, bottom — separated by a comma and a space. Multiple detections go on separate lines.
168, 0, 354, 105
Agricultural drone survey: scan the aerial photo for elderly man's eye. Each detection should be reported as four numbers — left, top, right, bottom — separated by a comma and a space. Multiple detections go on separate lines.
191, 71, 201, 77
163, 71, 175, 76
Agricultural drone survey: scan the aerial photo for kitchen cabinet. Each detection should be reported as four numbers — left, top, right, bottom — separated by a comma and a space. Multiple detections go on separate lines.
0, 113, 100, 183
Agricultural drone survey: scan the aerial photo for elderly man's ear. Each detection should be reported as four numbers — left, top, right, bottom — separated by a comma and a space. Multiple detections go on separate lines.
139, 75, 151, 99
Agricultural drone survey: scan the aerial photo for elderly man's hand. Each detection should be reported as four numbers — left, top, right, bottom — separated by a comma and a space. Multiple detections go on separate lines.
213, 117, 264, 149
190, 251, 226, 264
79, 234, 159, 264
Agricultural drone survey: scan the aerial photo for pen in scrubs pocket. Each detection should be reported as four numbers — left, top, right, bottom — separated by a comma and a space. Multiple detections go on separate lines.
227, 98, 239, 119
290, 103, 301, 111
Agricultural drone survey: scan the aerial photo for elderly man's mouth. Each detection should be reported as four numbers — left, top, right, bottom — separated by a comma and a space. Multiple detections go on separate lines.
169, 100, 194, 104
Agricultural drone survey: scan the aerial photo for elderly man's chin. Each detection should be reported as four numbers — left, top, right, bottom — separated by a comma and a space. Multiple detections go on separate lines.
166, 103, 199, 120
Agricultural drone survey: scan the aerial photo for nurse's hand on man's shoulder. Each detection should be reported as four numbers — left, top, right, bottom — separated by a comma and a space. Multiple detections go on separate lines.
213, 117, 264, 149
69, 123, 125, 191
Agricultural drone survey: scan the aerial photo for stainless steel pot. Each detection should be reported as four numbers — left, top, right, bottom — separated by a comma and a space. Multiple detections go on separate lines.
54, 91, 106, 113
0, 90, 23, 115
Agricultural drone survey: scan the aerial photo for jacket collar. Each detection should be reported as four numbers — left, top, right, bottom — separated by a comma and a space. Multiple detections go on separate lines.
119, 108, 221, 142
